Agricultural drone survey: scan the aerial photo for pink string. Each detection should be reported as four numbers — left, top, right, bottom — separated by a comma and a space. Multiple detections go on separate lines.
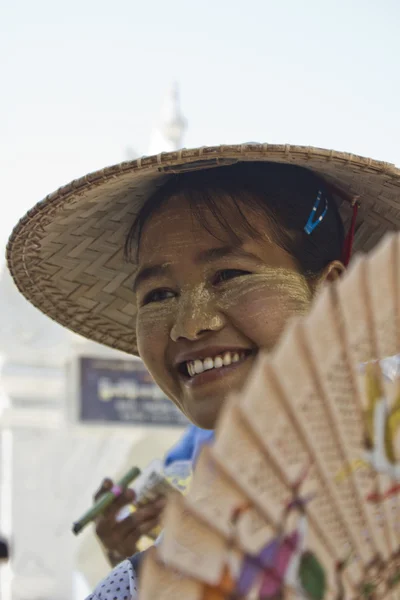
111, 485, 123, 497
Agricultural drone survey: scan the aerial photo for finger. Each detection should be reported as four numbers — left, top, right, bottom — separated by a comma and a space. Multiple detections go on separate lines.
95, 490, 135, 535
136, 495, 167, 514
93, 478, 113, 502
152, 496, 167, 511
101, 488, 136, 519
117, 515, 160, 551
110, 506, 161, 540
100, 527, 141, 554
95, 515, 141, 552
100, 515, 143, 551
132, 501, 166, 524
138, 517, 161, 537
116, 520, 143, 549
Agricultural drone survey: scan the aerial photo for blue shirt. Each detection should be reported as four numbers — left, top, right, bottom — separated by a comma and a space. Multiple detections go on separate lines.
164, 425, 214, 467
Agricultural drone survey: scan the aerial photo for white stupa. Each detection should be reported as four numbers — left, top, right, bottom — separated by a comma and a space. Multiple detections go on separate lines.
0, 86, 189, 600
148, 82, 187, 155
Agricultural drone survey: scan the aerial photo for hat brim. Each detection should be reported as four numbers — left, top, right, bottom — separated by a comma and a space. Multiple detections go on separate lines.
6, 143, 400, 356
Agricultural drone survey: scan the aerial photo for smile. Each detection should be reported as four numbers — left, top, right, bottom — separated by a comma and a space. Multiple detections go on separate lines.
178, 349, 254, 383
186, 350, 248, 377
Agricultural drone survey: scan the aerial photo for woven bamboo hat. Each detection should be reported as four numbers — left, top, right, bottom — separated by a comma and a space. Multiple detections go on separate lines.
6, 143, 400, 356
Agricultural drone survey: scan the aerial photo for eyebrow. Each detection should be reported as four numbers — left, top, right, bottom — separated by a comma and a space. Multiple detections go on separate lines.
133, 264, 171, 293
132, 246, 258, 293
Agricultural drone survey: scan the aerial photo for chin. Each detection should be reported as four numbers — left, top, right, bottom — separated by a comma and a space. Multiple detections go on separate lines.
185, 395, 228, 430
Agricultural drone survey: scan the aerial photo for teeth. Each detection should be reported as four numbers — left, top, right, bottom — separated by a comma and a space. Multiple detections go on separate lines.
203, 357, 214, 371
223, 352, 232, 366
185, 351, 248, 377
214, 356, 223, 368
194, 359, 204, 374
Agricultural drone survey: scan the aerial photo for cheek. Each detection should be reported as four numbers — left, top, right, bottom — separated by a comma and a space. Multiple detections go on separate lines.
136, 306, 186, 413
136, 306, 172, 371
221, 277, 312, 349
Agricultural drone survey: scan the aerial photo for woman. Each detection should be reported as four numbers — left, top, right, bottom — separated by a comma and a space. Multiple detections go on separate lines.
7, 143, 400, 599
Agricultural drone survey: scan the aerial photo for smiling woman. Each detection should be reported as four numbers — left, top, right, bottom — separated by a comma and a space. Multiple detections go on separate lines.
6, 142, 400, 600
126, 162, 345, 428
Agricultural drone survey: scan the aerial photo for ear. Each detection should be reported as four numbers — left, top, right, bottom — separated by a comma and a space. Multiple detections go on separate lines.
312, 260, 345, 295
321, 260, 346, 284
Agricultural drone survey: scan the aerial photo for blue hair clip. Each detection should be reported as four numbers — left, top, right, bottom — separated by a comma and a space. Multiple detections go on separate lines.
304, 190, 328, 235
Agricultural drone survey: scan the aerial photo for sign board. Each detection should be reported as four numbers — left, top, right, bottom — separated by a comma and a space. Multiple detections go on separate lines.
75, 356, 188, 427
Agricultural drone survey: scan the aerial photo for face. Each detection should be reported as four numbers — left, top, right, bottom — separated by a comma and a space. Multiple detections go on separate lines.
134, 196, 315, 429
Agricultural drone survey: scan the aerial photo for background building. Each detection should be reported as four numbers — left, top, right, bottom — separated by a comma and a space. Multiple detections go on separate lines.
0, 85, 187, 600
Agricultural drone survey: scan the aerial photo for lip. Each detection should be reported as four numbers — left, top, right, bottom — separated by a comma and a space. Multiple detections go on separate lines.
173, 345, 253, 367
181, 351, 255, 389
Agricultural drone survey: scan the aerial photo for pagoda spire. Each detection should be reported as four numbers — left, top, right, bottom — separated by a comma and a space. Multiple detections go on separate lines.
148, 82, 187, 154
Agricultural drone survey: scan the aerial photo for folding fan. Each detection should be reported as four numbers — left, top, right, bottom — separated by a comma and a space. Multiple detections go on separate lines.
139, 232, 400, 600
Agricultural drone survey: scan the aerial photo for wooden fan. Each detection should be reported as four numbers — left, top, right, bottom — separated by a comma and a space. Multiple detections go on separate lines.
139, 232, 400, 600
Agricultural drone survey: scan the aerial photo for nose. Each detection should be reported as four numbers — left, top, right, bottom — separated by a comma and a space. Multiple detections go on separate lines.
170, 286, 225, 342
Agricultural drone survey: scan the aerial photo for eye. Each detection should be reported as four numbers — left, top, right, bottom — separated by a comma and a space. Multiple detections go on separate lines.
141, 288, 175, 306
213, 269, 251, 285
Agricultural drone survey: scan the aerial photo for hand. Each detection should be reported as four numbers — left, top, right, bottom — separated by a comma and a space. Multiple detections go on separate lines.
93, 478, 166, 566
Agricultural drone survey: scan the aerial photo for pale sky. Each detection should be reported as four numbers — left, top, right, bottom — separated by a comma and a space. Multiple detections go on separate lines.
1, 0, 399, 256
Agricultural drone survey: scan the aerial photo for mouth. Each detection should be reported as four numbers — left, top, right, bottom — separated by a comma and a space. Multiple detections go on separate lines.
177, 349, 256, 387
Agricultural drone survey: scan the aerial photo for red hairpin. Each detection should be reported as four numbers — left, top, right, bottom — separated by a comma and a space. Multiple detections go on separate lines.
342, 198, 360, 267
324, 182, 360, 267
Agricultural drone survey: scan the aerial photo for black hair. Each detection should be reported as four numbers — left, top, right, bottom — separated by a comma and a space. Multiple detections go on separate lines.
125, 162, 345, 277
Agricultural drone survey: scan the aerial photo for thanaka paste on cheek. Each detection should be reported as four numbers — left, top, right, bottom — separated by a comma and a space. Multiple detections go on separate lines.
137, 268, 312, 352
218, 269, 312, 349
219, 268, 312, 312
